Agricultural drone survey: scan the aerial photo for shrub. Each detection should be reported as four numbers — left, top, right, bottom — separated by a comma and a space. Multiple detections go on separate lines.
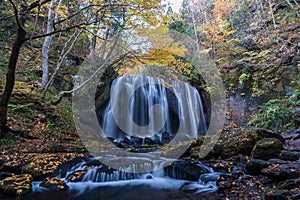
248, 92, 299, 133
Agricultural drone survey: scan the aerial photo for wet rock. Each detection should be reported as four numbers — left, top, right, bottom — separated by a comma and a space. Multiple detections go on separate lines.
85, 158, 102, 166
268, 159, 289, 164
262, 162, 300, 180
66, 170, 88, 182
245, 159, 270, 175
263, 190, 289, 200
199, 173, 221, 182
153, 134, 162, 144
40, 177, 68, 190
291, 193, 300, 200
21, 165, 52, 181
161, 132, 171, 144
252, 138, 283, 160
283, 129, 300, 151
123, 137, 135, 146
0, 172, 13, 180
277, 178, 300, 190
181, 183, 199, 193
282, 130, 300, 140
285, 140, 300, 151
165, 161, 211, 181
279, 150, 300, 161
130, 136, 143, 146
143, 137, 155, 145
0, 162, 23, 174
0, 174, 32, 196
146, 175, 153, 179
216, 174, 233, 191
232, 170, 245, 180
53, 157, 85, 178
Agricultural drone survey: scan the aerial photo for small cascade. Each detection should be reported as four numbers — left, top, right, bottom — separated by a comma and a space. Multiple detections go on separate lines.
100, 75, 207, 144
33, 157, 222, 195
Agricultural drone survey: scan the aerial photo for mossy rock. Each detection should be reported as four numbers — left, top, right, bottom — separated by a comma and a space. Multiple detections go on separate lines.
22, 165, 51, 181
0, 174, 32, 196
214, 127, 283, 159
187, 127, 284, 159
40, 177, 68, 190
252, 138, 283, 160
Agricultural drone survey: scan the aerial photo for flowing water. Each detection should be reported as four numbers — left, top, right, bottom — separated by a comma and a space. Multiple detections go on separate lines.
101, 75, 207, 144
24, 157, 223, 200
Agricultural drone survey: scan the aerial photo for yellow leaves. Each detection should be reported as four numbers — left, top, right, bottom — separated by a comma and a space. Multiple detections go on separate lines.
223, 29, 235, 36
137, 24, 186, 66
54, 5, 67, 19
117, 67, 132, 76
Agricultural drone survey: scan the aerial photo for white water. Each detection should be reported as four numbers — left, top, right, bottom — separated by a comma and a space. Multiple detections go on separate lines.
101, 75, 207, 143
31, 157, 224, 196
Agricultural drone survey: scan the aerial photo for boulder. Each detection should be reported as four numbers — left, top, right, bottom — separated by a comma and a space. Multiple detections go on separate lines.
252, 138, 283, 160
161, 132, 171, 144
165, 161, 211, 181
130, 136, 143, 146
262, 162, 300, 180
245, 159, 270, 175
268, 159, 289, 164
277, 178, 300, 190
143, 137, 156, 145
279, 150, 300, 161
40, 177, 68, 190
66, 170, 87, 182
263, 190, 289, 200
0, 174, 32, 196
205, 127, 284, 159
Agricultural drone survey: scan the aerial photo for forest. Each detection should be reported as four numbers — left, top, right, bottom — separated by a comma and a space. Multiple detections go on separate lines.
0, 0, 299, 199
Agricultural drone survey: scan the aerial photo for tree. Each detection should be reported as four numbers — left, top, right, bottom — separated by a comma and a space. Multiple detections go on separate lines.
41, 0, 61, 86
0, 0, 48, 132
0, 0, 164, 133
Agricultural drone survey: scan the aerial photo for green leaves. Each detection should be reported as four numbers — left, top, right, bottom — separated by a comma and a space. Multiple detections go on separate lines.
248, 92, 300, 133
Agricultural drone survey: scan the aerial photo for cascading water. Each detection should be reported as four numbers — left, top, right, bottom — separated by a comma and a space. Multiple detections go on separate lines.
31, 156, 222, 198
101, 75, 207, 144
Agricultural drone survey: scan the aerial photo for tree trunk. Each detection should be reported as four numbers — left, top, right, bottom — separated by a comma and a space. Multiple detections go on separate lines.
0, 27, 26, 130
41, 0, 59, 86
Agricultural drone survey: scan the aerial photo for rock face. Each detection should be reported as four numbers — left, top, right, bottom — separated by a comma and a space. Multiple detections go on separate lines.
251, 138, 283, 160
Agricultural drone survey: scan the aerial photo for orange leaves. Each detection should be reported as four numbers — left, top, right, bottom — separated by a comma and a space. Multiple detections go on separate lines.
213, 0, 236, 19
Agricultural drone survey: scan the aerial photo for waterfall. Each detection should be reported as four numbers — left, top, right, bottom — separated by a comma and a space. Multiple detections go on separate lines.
101, 75, 207, 144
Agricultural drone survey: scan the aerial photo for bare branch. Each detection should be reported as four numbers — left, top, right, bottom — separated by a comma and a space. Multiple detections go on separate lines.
28, 0, 51, 12
7, 0, 23, 30
59, 35, 121, 95
29, 4, 40, 50
43, 29, 83, 97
